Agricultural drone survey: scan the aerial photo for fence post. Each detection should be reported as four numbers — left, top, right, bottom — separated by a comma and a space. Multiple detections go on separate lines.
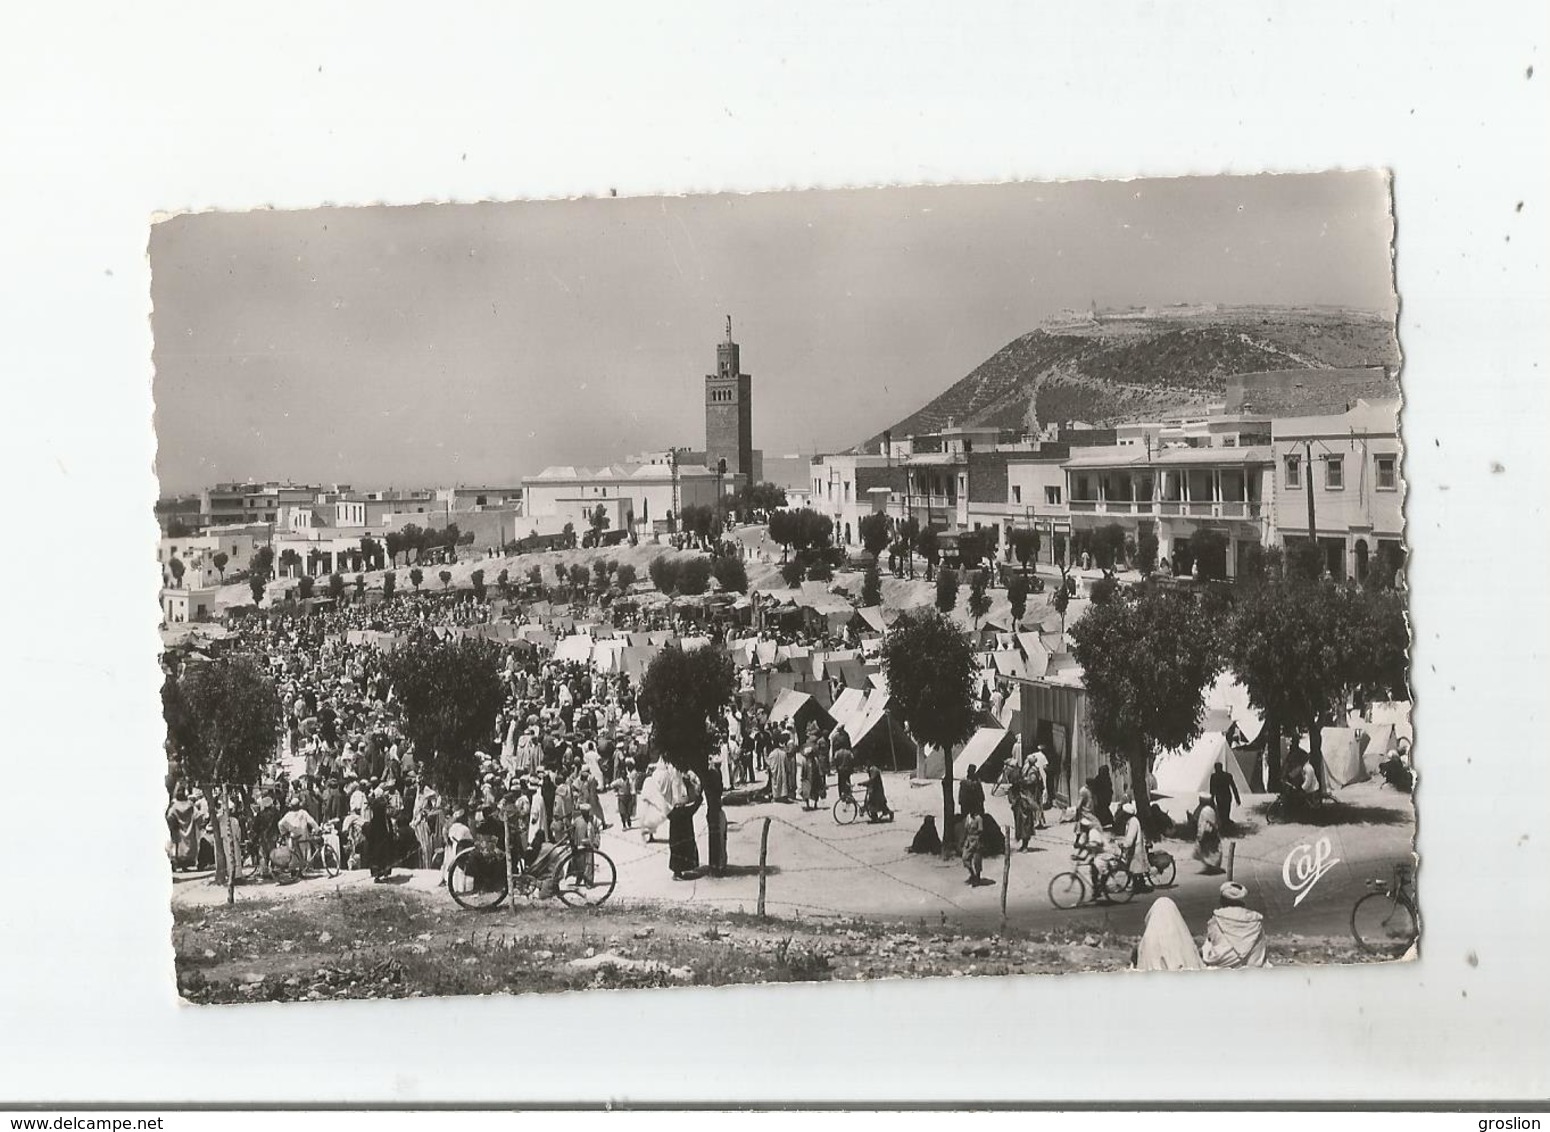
1226, 841, 1236, 882
1000, 844, 1012, 932
757, 817, 771, 919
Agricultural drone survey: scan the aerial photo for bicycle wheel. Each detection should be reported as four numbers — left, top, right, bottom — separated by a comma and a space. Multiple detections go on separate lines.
832, 797, 860, 825
447, 846, 509, 911
1103, 867, 1135, 904
238, 841, 261, 880
1148, 852, 1177, 888
1048, 871, 1087, 910
556, 848, 618, 908
1351, 892, 1418, 957
321, 843, 340, 878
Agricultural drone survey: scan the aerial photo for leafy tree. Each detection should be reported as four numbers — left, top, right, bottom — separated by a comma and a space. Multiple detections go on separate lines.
1136, 529, 1159, 575
211, 551, 229, 581
526, 564, 544, 587
409, 567, 423, 591
496, 567, 510, 596
967, 569, 991, 627
589, 504, 611, 538
439, 569, 453, 590
1052, 567, 1072, 635
561, 521, 576, 549
1285, 540, 1325, 583
649, 556, 680, 594
1007, 572, 1029, 624
470, 568, 486, 601
780, 559, 804, 588
1191, 528, 1229, 581
354, 573, 366, 600
1227, 579, 1408, 791
861, 562, 882, 608
592, 559, 610, 589
616, 563, 638, 589
384, 531, 402, 567
767, 509, 795, 562
918, 527, 941, 580
799, 509, 834, 553
805, 557, 833, 583
1089, 523, 1128, 571
677, 557, 712, 596
857, 513, 892, 558
1009, 527, 1041, 568
248, 547, 275, 604
1236, 541, 1268, 586
568, 563, 590, 591
1069, 586, 1222, 817
711, 555, 748, 594
881, 609, 978, 858
638, 644, 737, 872
934, 566, 959, 613
385, 637, 505, 801
1090, 574, 1119, 605
327, 572, 346, 603
383, 571, 396, 602
167, 656, 281, 897
1370, 542, 1406, 591
360, 536, 383, 571
298, 575, 315, 601
399, 524, 422, 563
167, 556, 186, 588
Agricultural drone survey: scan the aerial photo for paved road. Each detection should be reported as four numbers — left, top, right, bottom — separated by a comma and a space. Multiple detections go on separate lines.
175, 774, 1415, 947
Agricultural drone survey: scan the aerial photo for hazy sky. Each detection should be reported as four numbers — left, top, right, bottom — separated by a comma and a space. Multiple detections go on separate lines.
151, 172, 1395, 495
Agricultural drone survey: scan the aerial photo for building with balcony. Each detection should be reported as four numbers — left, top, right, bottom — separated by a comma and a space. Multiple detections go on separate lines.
1269, 398, 1404, 583
1063, 445, 1273, 577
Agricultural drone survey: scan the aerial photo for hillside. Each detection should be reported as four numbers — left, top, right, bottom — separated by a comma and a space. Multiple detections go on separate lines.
863, 305, 1400, 448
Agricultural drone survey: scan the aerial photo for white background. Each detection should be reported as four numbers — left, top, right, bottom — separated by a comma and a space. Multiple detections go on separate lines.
0, 0, 1546, 1106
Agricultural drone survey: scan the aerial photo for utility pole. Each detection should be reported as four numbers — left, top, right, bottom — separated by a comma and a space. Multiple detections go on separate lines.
1304, 438, 1318, 548
671, 447, 681, 544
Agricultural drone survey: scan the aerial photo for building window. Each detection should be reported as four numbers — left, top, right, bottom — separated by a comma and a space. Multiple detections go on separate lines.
1285, 455, 1301, 489
1375, 454, 1397, 490
1325, 456, 1344, 490
1044, 486, 1062, 506
1012, 485, 1022, 504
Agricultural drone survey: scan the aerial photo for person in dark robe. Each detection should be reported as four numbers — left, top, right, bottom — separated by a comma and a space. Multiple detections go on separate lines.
363, 794, 395, 882
1092, 765, 1115, 829
908, 815, 942, 854
667, 772, 702, 880
1209, 761, 1242, 829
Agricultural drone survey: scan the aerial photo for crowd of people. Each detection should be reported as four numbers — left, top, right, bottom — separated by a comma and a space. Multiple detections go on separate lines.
163, 585, 897, 888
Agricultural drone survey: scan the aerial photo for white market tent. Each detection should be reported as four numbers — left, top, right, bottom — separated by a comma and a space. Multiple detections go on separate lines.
551, 635, 593, 664
920, 727, 1013, 781
1152, 731, 1251, 813
1304, 726, 1371, 788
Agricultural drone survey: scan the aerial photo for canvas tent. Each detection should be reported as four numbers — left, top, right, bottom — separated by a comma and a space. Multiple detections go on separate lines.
1305, 726, 1371, 788
766, 689, 835, 738
1151, 731, 1252, 816
843, 692, 915, 771
961, 727, 1016, 782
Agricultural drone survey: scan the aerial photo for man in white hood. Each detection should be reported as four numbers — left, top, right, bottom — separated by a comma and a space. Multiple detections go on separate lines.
1201, 881, 1270, 968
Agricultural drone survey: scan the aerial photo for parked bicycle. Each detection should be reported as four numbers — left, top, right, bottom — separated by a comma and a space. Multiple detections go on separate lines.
1351, 862, 1419, 957
270, 821, 343, 884
447, 834, 617, 912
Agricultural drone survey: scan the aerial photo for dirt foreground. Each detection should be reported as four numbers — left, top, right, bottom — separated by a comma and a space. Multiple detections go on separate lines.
173, 884, 1381, 1005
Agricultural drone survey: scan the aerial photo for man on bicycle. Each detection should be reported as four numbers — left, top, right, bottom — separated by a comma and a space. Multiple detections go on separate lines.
276, 796, 320, 875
